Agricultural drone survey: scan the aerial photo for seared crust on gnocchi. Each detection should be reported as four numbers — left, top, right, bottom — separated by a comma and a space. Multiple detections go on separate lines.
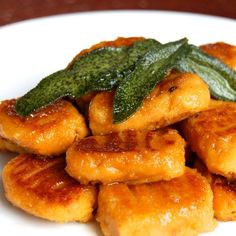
97, 168, 216, 236
211, 176, 236, 221
0, 99, 89, 156
66, 129, 185, 185
182, 102, 236, 179
2, 154, 97, 222
194, 158, 236, 221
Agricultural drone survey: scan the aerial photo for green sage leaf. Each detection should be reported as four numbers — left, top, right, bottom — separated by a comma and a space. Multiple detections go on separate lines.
16, 47, 128, 116
113, 38, 189, 123
114, 39, 161, 77
15, 37, 236, 123
177, 45, 236, 101
15, 70, 76, 116
67, 46, 129, 92
15, 39, 161, 116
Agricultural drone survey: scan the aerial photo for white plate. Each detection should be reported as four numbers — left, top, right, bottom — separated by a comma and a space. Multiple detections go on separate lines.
0, 10, 235, 236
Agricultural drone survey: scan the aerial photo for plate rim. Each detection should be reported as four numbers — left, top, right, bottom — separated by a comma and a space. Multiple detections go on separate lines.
1, 9, 235, 31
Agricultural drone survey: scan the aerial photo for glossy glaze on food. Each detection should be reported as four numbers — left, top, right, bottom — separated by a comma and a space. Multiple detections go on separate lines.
0, 99, 89, 156
2, 154, 97, 222
89, 72, 210, 135
201, 42, 236, 70
182, 102, 236, 179
97, 168, 216, 236
66, 129, 185, 184
1, 38, 236, 234
194, 158, 236, 221
212, 176, 236, 221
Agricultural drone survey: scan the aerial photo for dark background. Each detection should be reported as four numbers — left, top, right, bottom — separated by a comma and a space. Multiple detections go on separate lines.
0, 0, 236, 26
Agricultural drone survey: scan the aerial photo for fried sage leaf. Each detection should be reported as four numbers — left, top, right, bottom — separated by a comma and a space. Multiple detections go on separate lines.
16, 47, 129, 116
177, 45, 236, 101
73, 46, 129, 90
15, 37, 236, 123
15, 70, 76, 116
16, 39, 161, 116
114, 39, 161, 77
113, 38, 189, 123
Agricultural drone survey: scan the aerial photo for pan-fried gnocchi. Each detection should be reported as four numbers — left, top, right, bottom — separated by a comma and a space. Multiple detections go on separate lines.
97, 168, 216, 236
1, 37, 236, 236
2, 154, 97, 222
181, 101, 236, 179
194, 158, 236, 221
0, 99, 89, 156
66, 129, 185, 185
89, 72, 210, 135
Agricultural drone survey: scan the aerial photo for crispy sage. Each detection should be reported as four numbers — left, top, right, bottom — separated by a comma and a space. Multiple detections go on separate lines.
15, 39, 160, 116
176, 45, 236, 101
15, 38, 236, 123
113, 38, 189, 123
